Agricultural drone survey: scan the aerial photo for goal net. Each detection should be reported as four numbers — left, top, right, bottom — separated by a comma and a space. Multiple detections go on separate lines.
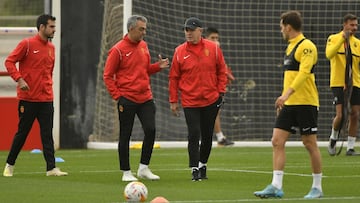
92, 0, 360, 142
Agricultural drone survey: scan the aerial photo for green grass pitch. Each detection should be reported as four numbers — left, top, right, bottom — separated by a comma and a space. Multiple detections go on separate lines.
1, 146, 360, 203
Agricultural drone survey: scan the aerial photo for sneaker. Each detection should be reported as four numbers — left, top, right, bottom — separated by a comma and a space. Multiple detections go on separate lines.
3, 163, 14, 177
304, 187, 323, 199
254, 184, 284, 198
191, 168, 201, 181
346, 149, 360, 156
217, 138, 234, 146
199, 166, 208, 180
122, 172, 138, 182
327, 138, 337, 156
46, 167, 68, 176
137, 167, 160, 180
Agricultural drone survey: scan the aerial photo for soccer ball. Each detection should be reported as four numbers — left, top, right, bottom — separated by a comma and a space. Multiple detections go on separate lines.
123, 181, 148, 202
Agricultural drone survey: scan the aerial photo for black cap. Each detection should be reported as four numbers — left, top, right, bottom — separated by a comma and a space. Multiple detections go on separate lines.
184, 17, 202, 30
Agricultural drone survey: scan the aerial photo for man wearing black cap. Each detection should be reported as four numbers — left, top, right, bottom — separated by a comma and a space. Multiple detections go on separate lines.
169, 17, 227, 181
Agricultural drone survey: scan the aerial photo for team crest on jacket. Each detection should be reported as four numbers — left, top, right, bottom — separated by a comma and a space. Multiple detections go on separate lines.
20, 105, 24, 113
141, 47, 145, 54
119, 105, 124, 112
204, 49, 209, 56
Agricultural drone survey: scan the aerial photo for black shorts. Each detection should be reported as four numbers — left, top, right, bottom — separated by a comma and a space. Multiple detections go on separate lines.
332, 87, 360, 105
275, 105, 318, 135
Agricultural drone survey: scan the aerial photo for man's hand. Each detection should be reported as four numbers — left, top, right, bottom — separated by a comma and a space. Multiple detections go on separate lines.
170, 102, 180, 117
158, 54, 169, 69
17, 78, 29, 91
275, 95, 287, 111
275, 89, 294, 110
226, 66, 235, 84
343, 30, 350, 40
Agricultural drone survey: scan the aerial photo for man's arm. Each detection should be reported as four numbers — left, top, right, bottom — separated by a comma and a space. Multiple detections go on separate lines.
5, 39, 28, 82
103, 47, 122, 100
326, 33, 345, 60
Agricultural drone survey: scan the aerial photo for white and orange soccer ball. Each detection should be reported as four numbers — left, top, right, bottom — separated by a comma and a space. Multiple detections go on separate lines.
123, 181, 148, 202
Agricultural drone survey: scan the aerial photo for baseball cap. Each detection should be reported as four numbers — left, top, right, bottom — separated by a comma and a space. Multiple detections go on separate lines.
184, 17, 202, 30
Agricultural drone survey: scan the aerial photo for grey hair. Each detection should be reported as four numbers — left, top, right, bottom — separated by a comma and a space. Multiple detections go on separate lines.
127, 15, 147, 31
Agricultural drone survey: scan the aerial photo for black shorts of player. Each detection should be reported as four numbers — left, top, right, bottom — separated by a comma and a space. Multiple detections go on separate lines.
275, 105, 318, 135
332, 86, 360, 105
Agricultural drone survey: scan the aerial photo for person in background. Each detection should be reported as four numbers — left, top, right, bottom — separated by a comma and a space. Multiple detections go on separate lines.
254, 10, 323, 199
103, 15, 169, 182
3, 14, 68, 177
326, 13, 360, 156
204, 27, 235, 146
169, 17, 227, 181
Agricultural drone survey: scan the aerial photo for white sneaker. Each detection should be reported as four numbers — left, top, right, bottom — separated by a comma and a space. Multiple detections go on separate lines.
137, 167, 160, 180
3, 163, 14, 177
122, 172, 138, 182
46, 167, 68, 176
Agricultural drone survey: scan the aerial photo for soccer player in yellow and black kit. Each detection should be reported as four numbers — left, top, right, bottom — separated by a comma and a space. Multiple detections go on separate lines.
254, 10, 323, 199
326, 14, 360, 156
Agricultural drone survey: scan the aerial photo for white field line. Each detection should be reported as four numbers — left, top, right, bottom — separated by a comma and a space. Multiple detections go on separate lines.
111, 196, 360, 203
87, 141, 339, 149
16, 167, 360, 180
11, 168, 360, 202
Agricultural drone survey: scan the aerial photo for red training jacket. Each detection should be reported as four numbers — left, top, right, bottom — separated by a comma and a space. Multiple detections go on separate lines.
169, 38, 227, 107
103, 34, 160, 103
5, 34, 55, 102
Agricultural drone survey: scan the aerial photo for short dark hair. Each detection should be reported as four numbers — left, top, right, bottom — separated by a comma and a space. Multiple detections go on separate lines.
204, 27, 219, 37
280, 10, 302, 31
343, 13, 357, 23
36, 14, 56, 30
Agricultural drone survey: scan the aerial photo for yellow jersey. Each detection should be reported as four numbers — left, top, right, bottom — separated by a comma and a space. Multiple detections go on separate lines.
326, 31, 360, 87
283, 34, 319, 106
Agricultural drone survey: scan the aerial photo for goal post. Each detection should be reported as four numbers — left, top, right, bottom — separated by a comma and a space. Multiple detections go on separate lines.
91, 0, 125, 142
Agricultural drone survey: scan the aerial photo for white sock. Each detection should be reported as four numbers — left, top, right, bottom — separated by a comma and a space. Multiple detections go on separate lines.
123, 170, 132, 175
138, 163, 148, 171
347, 136, 356, 150
216, 132, 225, 141
199, 162, 206, 168
271, 170, 284, 189
312, 173, 322, 191
330, 128, 339, 140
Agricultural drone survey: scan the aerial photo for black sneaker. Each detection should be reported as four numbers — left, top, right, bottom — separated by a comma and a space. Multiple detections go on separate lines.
191, 168, 201, 181
199, 166, 208, 180
346, 149, 360, 156
217, 138, 234, 146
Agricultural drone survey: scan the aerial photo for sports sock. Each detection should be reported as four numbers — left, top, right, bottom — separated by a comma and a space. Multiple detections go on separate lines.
312, 173, 322, 191
216, 132, 225, 141
347, 136, 356, 150
123, 170, 132, 176
199, 162, 206, 168
271, 170, 284, 189
138, 163, 148, 171
330, 128, 339, 140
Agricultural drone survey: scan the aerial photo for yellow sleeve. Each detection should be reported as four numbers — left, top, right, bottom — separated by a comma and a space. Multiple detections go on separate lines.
290, 40, 317, 91
326, 32, 345, 59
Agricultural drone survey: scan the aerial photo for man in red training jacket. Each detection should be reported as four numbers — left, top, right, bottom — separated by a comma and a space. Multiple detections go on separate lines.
103, 15, 169, 182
